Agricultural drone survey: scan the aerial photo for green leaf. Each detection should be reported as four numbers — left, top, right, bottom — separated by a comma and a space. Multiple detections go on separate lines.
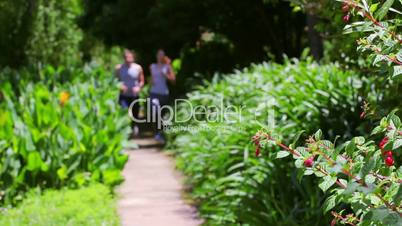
364, 207, 397, 223
392, 66, 402, 78
354, 136, 365, 145
360, 158, 375, 178
295, 159, 303, 168
375, 0, 395, 20
370, 3, 379, 13
102, 169, 124, 186
393, 139, 402, 150
57, 166, 68, 180
343, 181, 359, 195
276, 151, 290, 159
26, 152, 44, 171
314, 129, 322, 141
390, 114, 401, 127
345, 141, 356, 156
304, 169, 314, 175
323, 194, 336, 213
319, 175, 337, 192
393, 185, 402, 205
291, 130, 305, 147
371, 125, 385, 135
364, 174, 376, 184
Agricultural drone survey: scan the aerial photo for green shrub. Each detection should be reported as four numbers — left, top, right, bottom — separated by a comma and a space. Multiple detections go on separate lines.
169, 59, 367, 225
0, 184, 120, 226
255, 112, 402, 225
0, 66, 130, 205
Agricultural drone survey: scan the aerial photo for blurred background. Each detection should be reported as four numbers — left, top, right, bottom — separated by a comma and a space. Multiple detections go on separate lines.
0, 1, 401, 226
1, 0, 364, 96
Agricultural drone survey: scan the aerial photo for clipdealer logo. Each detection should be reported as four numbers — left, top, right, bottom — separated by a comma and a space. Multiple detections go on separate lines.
128, 96, 276, 131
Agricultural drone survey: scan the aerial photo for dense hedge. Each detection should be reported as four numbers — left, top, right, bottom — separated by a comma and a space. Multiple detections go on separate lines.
169, 59, 368, 225
0, 66, 130, 205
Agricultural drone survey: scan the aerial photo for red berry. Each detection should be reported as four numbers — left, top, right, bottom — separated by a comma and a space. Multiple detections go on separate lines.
255, 147, 260, 157
360, 111, 366, 119
304, 157, 314, 167
384, 151, 393, 157
343, 14, 350, 23
379, 137, 389, 149
385, 156, 394, 167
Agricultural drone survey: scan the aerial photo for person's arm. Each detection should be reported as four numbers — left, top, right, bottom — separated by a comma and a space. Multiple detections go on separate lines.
115, 64, 121, 78
166, 65, 176, 83
115, 64, 128, 93
138, 67, 145, 88
133, 66, 145, 94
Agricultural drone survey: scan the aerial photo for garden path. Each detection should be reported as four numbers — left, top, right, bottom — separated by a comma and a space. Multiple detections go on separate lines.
117, 138, 202, 226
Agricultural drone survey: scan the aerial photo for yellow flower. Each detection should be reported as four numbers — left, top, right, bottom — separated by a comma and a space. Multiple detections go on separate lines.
59, 91, 70, 106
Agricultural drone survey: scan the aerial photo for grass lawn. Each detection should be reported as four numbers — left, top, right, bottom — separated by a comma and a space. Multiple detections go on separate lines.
0, 184, 120, 226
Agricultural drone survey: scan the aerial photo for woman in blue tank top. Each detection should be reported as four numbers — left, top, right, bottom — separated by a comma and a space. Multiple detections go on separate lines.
115, 49, 145, 136
150, 49, 176, 142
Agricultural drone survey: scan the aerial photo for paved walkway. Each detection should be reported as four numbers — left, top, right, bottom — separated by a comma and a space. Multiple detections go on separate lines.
117, 138, 202, 226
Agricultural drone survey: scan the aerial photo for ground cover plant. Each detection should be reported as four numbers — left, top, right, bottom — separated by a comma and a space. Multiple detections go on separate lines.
0, 184, 120, 226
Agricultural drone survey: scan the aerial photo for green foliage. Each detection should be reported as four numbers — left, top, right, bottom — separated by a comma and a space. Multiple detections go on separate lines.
0, 0, 84, 67
169, 59, 366, 225
258, 112, 402, 225
0, 0, 34, 67
0, 66, 130, 205
26, 0, 83, 66
339, 0, 402, 78
0, 184, 120, 226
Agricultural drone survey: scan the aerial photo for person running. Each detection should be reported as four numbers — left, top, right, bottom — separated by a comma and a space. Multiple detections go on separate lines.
115, 49, 145, 137
149, 49, 176, 142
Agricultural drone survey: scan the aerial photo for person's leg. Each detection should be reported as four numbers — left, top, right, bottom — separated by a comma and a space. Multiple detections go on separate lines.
129, 96, 140, 137
150, 93, 170, 143
150, 93, 159, 133
118, 95, 130, 108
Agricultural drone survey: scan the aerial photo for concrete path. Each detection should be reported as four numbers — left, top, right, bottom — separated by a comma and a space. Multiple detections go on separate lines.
117, 138, 202, 226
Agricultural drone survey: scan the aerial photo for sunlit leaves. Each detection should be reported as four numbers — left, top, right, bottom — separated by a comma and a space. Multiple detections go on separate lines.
0, 65, 130, 205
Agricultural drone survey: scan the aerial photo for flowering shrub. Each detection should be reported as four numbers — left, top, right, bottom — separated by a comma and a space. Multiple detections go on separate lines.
339, 0, 402, 78
170, 60, 368, 225
253, 112, 402, 225
250, 2, 402, 224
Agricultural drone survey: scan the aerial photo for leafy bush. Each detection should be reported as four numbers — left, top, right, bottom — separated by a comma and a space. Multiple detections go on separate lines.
248, 1, 402, 225
0, 184, 120, 226
169, 59, 366, 225
254, 112, 402, 225
0, 66, 130, 205
338, 0, 402, 78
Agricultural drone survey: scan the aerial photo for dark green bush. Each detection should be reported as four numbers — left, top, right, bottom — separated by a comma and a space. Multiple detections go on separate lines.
169, 59, 367, 225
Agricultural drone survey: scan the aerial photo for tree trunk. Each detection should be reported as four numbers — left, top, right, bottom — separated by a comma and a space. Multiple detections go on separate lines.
306, 13, 323, 61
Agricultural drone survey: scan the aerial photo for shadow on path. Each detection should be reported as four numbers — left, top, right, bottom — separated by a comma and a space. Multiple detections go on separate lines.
117, 138, 202, 226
